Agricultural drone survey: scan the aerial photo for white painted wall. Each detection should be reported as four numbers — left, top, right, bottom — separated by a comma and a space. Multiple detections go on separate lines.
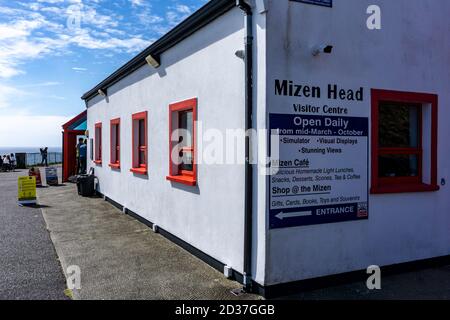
87, 8, 255, 276
265, 0, 450, 285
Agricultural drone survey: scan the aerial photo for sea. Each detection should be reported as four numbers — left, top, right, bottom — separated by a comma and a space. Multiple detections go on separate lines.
0, 147, 62, 155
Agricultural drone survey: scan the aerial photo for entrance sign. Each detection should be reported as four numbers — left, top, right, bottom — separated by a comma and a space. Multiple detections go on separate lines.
18, 176, 37, 206
269, 113, 369, 229
290, 0, 333, 8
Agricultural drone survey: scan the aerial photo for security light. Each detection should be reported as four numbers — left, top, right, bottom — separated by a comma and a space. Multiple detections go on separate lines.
146, 54, 160, 68
312, 45, 334, 56
98, 89, 106, 97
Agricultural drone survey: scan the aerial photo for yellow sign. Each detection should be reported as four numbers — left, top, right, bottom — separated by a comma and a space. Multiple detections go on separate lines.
18, 176, 37, 205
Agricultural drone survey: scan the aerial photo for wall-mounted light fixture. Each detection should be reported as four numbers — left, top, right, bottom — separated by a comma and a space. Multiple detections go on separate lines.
98, 89, 107, 97
235, 50, 245, 60
312, 45, 334, 57
146, 54, 160, 68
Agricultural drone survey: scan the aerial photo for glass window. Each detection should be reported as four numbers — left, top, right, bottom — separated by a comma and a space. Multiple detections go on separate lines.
131, 112, 147, 174
370, 89, 439, 194
139, 119, 146, 166
95, 124, 102, 162
115, 124, 120, 160
378, 102, 421, 181
379, 103, 420, 148
110, 120, 120, 166
167, 98, 197, 186
179, 111, 193, 172
379, 154, 419, 178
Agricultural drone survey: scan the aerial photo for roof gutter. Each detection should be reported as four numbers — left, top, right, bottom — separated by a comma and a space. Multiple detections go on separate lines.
236, 0, 254, 293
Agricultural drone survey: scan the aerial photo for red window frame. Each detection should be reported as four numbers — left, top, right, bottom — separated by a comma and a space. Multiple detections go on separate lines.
130, 111, 148, 175
371, 89, 439, 194
109, 118, 120, 169
166, 98, 197, 186
94, 122, 102, 165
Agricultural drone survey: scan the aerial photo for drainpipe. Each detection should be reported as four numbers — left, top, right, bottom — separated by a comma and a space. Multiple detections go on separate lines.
236, 0, 254, 293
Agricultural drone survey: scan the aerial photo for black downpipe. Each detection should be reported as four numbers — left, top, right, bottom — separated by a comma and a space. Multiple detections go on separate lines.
237, 0, 254, 293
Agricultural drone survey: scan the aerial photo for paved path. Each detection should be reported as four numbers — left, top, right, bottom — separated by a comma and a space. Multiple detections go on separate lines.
0, 169, 67, 300
37, 182, 260, 300
281, 265, 450, 300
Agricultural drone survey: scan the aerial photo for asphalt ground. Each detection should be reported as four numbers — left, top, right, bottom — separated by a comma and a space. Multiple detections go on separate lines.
0, 169, 67, 300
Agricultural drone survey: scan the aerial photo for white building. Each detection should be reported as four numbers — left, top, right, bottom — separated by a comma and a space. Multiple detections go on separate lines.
82, 0, 450, 297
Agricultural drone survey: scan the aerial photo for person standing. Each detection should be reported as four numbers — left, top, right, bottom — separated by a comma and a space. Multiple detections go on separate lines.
10, 153, 16, 171
76, 138, 85, 174
40, 147, 48, 167
79, 139, 87, 174
76, 139, 81, 173
3, 155, 10, 171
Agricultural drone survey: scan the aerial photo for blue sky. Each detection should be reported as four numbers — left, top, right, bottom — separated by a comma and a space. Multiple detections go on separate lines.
0, 0, 207, 147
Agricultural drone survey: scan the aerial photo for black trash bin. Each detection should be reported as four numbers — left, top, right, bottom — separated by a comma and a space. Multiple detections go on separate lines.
77, 175, 96, 197
15, 153, 26, 169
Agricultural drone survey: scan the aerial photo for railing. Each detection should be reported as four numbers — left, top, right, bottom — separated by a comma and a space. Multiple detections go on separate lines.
25, 153, 62, 167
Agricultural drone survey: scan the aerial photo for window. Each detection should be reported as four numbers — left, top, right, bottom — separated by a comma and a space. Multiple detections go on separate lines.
90, 139, 94, 161
371, 89, 439, 194
131, 111, 148, 175
167, 98, 197, 186
109, 118, 120, 169
94, 123, 102, 165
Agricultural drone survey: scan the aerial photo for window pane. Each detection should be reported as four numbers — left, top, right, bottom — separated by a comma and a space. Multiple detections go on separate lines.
116, 125, 120, 147
379, 103, 420, 148
139, 150, 146, 165
179, 111, 193, 147
379, 154, 419, 178
115, 125, 120, 162
181, 150, 193, 171
139, 119, 145, 146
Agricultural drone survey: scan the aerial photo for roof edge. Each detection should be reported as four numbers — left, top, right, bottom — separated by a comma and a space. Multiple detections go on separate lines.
81, 0, 236, 102
62, 110, 87, 130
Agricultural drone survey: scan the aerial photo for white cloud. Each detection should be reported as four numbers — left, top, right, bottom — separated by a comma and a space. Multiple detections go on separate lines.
166, 4, 194, 26
72, 67, 87, 71
130, 0, 145, 7
0, 2, 151, 78
21, 81, 62, 88
0, 114, 70, 147
0, 84, 26, 109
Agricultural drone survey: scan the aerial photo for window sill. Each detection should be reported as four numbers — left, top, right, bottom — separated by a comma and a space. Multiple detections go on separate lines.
166, 175, 197, 186
94, 160, 102, 165
130, 167, 147, 175
371, 183, 440, 194
109, 163, 120, 169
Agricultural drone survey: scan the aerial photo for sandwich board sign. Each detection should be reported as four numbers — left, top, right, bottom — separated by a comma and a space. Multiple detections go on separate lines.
29, 167, 42, 187
18, 176, 37, 206
45, 167, 59, 186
